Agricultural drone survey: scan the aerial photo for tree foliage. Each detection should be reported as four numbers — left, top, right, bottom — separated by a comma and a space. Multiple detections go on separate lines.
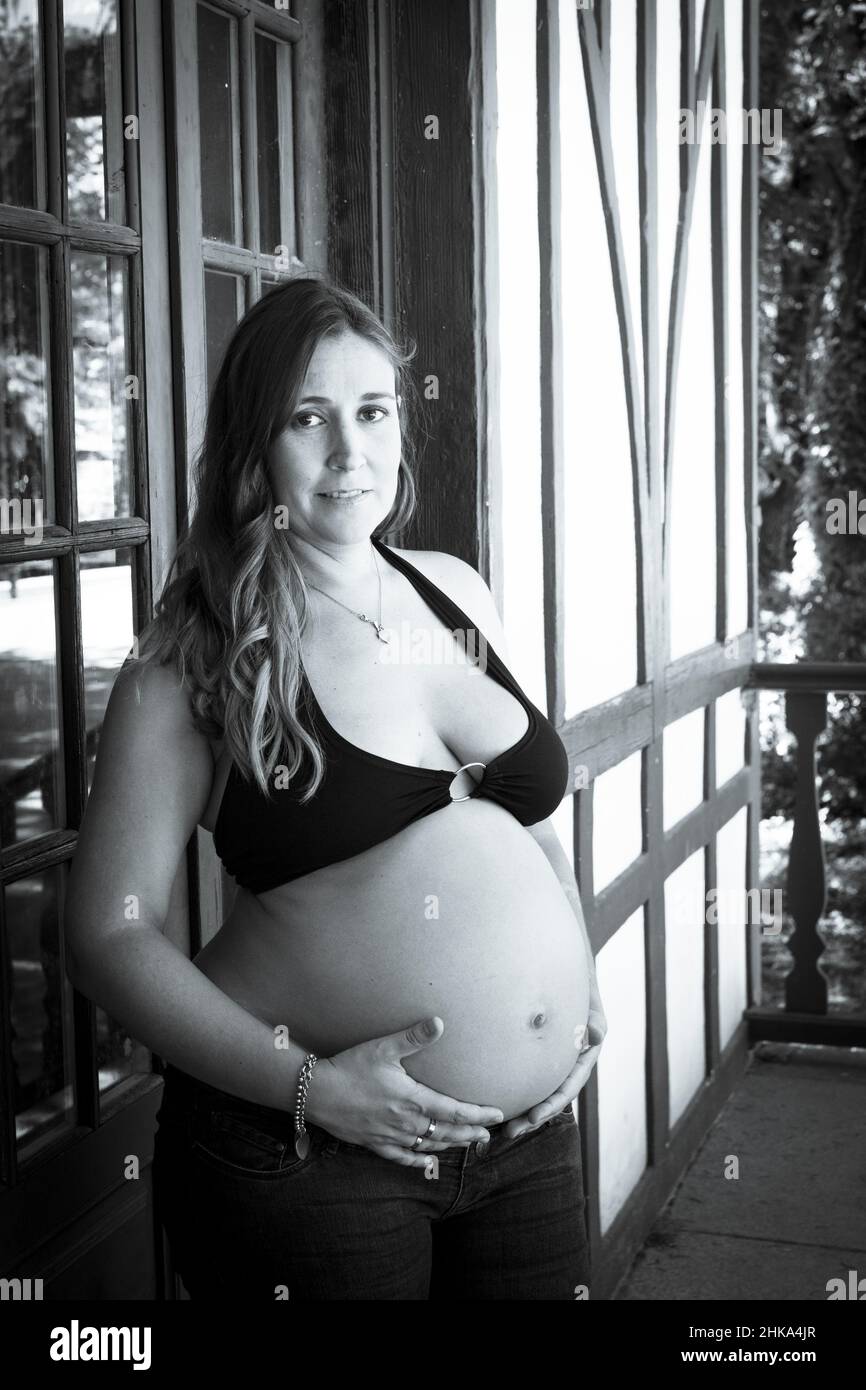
759, 0, 866, 822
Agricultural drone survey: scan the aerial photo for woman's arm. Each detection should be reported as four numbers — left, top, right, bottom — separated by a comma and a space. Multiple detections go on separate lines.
64, 657, 329, 1119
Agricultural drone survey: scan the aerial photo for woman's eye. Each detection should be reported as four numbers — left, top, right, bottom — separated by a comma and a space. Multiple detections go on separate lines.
292, 407, 387, 429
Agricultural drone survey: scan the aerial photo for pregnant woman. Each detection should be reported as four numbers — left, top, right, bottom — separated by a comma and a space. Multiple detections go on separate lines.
65, 276, 607, 1301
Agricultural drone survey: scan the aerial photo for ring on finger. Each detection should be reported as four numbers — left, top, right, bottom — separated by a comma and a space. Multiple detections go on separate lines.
411, 1117, 437, 1150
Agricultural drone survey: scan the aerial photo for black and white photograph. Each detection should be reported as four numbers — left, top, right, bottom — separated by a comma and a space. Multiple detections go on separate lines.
0, 0, 864, 1344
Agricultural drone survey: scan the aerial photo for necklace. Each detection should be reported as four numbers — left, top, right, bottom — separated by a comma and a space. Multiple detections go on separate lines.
305, 543, 390, 643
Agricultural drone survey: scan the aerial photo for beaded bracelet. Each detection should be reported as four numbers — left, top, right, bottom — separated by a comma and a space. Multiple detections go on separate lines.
294, 1052, 318, 1158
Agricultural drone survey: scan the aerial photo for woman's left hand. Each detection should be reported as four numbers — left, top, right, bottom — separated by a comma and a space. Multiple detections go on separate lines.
501, 976, 608, 1139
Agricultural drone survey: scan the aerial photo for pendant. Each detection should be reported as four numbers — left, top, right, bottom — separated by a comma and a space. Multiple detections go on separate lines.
294, 1128, 310, 1160
363, 617, 389, 642
359, 613, 389, 642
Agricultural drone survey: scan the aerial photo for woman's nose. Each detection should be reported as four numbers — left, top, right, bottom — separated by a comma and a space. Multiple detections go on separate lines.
328, 418, 366, 469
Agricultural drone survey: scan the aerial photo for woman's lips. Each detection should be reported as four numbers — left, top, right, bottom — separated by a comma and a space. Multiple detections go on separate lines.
316, 488, 373, 504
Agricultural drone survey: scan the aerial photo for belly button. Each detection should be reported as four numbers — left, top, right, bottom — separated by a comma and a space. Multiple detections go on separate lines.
529, 1010, 547, 1031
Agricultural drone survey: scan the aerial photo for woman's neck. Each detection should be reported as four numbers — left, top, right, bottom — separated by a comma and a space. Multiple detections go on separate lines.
290, 534, 380, 590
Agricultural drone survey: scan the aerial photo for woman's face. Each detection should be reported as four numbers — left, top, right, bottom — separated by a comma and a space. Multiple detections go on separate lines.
267, 329, 402, 549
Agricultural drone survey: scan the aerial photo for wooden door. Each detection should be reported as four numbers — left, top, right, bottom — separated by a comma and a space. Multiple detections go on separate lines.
0, 0, 178, 1299
0, 0, 331, 1300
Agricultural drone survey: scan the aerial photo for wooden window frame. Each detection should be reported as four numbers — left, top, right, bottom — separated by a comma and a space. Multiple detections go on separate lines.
0, 0, 161, 1189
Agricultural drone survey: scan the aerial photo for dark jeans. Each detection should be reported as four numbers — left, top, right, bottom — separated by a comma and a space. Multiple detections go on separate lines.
152, 1062, 591, 1300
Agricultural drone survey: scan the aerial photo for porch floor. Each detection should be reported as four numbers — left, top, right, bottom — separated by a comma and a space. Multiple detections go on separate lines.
612, 1041, 866, 1300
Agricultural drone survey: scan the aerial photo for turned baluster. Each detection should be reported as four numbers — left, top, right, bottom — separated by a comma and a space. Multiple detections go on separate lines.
783, 691, 828, 1013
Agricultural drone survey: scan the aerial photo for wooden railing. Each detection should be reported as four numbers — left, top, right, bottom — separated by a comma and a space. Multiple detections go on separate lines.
745, 662, 866, 1048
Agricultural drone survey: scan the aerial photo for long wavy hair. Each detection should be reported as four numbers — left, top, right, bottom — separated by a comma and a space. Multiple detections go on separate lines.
139, 275, 419, 802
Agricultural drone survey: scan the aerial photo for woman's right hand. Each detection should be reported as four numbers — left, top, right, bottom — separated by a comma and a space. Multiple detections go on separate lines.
307, 1016, 505, 1167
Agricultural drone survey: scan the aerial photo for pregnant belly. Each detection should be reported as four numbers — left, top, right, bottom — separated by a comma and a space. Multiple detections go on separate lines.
196, 801, 592, 1120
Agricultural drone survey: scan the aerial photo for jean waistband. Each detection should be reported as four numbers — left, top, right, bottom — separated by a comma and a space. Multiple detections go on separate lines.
159, 1062, 576, 1149
159, 1061, 294, 1127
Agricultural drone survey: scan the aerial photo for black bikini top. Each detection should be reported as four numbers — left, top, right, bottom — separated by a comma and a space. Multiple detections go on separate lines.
212, 539, 570, 893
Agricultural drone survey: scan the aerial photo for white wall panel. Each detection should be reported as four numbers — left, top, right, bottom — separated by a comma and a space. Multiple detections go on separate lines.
716, 807, 749, 1049
559, 0, 638, 715
593, 750, 643, 892
656, 0, 681, 515
664, 706, 705, 829
665, 850, 706, 1126
597, 908, 647, 1234
668, 95, 717, 658
609, 0, 642, 414
716, 687, 747, 788
724, 0, 749, 637
495, 0, 546, 709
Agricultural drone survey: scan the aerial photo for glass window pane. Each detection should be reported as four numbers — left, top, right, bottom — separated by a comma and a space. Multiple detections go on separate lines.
256, 32, 294, 256
0, 0, 46, 208
0, 559, 64, 848
71, 251, 132, 520
96, 1006, 150, 1096
204, 269, 242, 400
6, 866, 76, 1156
65, 0, 125, 223
198, 4, 241, 243
81, 548, 135, 793
0, 240, 54, 520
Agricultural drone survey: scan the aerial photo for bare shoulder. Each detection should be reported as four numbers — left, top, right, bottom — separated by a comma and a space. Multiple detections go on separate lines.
66, 647, 218, 933
131, 622, 223, 761
386, 545, 510, 654
94, 648, 217, 802
108, 650, 199, 735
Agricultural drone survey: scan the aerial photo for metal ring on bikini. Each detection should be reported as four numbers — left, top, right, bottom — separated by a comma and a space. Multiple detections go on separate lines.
449, 761, 487, 802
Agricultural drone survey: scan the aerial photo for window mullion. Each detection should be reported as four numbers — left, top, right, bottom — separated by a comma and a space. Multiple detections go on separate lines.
42, 0, 66, 222
57, 549, 86, 831
277, 36, 296, 262
240, 12, 259, 254
58, 544, 100, 1127
120, 0, 141, 234
50, 237, 76, 534
0, 889, 19, 1186
125, 246, 148, 519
